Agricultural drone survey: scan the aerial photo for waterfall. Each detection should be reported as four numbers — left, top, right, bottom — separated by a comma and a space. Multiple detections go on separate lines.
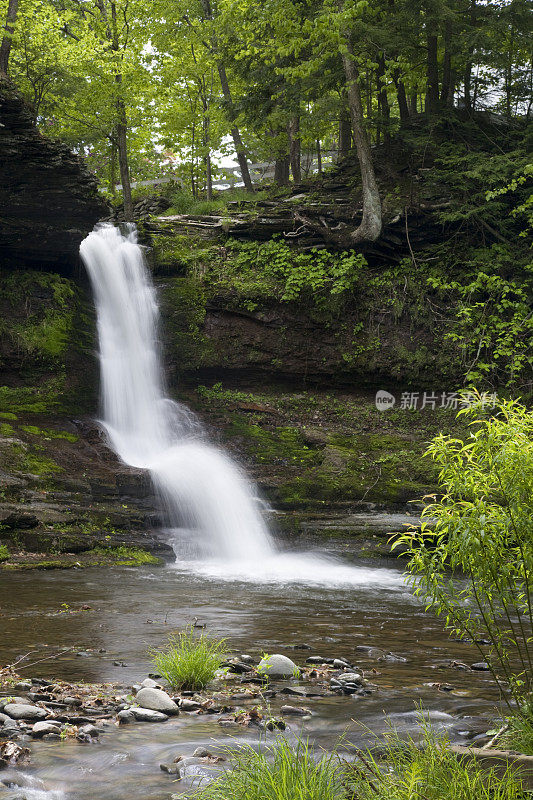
81, 224, 405, 587
80, 224, 273, 562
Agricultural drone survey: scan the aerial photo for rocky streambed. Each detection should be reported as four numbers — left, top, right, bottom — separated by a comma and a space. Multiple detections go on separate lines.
0, 559, 503, 799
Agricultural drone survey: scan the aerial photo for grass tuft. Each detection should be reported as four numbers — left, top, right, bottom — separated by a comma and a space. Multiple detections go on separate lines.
501, 708, 533, 755
192, 737, 345, 800
151, 626, 227, 691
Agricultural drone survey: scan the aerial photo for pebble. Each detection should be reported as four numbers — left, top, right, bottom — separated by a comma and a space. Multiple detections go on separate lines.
130, 707, 168, 722
117, 710, 135, 725
134, 688, 179, 715
257, 654, 299, 678
179, 699, 201, 711
280, 705, 312, 716
140, 678, 159, 689
3, 704, 48, 721
31, 721, 62, 738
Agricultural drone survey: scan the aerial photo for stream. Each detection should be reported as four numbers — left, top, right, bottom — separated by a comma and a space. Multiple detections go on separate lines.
0, 538, 500, 800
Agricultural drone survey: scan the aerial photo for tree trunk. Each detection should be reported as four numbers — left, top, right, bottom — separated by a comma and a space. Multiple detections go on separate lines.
441, 21, 453, 106
393, 71, 410, 122
109, 137, 117, 197
377, 54, 391, 146
217, 63, 254, 192
289, 115, 301, 182
316, 139, 322, 174
341, 37, 382, 243
339, 101, 352, 158
463, 0, 476, 113
425, 32, 440, 113
0, 0, 19, 76
116, 103, 133, 221
409, 92, 418, 115
274, 155, 290, 185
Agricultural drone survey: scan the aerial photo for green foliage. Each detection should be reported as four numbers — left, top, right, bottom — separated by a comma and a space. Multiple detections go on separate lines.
347, 723, 527, 800
396, 394, 533, 711
0, 545, 10, 563
0, 380, 65, 414
20, 425, 78, 443
151, 626, 228, 690
501, 706, 533, 756
208, 238, 367, 304
192, 737, 346, 800
89, 546, 160, 566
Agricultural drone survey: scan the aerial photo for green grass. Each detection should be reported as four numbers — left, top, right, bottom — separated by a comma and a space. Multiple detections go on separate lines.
501, 709, 533, 755
193, 737, 346, 800
151, 626, 227, 691
347, 725, 527, 800
193, 728, 528, 800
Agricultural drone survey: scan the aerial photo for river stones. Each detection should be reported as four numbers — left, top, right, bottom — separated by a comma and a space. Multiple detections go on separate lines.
257, 654, 299, 678
471, 662, 490, 671
179, 699, 202, 711
135, 688, 179, 715
130, 707, 168, 722
117, 709, 136, 724
3, 703, 48, 721
139, 678, 159, 689
31, 721, 62, 738
280, 705, 312, 716
0, 698, 28, 710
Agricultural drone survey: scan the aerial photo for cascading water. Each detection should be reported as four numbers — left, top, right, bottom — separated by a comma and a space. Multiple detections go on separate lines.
81, 224, 272, 563
81, 224, 403, 587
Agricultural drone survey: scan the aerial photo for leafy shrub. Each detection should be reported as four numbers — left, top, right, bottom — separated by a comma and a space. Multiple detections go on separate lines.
151, 626, 227, 690
0, 545, 10, 562
397, 394, 533, 714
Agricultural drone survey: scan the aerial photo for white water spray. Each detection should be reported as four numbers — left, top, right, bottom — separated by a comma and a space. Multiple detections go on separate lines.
81, 224, 404, 587
81, 224, 273, 562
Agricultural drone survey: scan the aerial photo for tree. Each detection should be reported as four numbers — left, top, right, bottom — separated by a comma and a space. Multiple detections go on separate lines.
0, 0, 19, 75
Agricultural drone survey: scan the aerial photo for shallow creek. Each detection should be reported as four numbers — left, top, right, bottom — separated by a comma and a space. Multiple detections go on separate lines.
0, 536, 501, 800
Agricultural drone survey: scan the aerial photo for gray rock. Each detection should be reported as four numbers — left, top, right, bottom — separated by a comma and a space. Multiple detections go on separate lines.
240, 655, 254, 663
130, 707, 168, 722
31, 721, 62, 738
42, 732, 61, 741
192, 747, 211, 758
257, 654, 299, 679
305, 656, 325, 665
63, 696, 82, 706
117, 710, 135, 725
3, 704, 48, 721
179, 699, 201, 711
14, 682, 33, 692
332, 659, 351, 668
160, 763, 180, 774
140, 678, 159, 689
471, 662, 490, 671
135, 688, 179, 715
335, 672, 365, 685
77, 724, 99, 739
280, 705, 312, 716
0, 697, 28, 710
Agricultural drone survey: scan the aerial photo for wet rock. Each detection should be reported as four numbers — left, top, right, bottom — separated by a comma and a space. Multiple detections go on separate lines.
192, 747, 211, 758
301, 428, 329, 447
3, 703, 48, 721
220, 660, 253, 674
135, 688, 179, 715
280, 687, 306, 697
280, 705, 312, 716
76, 724, 99, 741
179, 699, 201, 712
332, 658, 351, 668
31, 721, 62, 738
63, 697, 82, 707
42, 733, 61, 741
13, 682, 32, 692
240, 655, 254, 663
117, 709, 135, 724
0, 741, 30, 768
266, 718, 286, 731
257, 654, 299, 678
471, 662, 490, 671
160, 763, 180, 774
305, 656, 326, 665
130, 707, 168, 722
293, 644, 312, 650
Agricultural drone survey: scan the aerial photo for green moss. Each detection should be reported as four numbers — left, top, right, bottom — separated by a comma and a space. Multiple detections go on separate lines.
0, 545, 10, 562
0, 379, 65, 414
159, 276, 211, 372
0, 422, 15, 436
87, 546, 161, 566
7, 443, 63, 476
0, 412, 17, 420
20, 425, 78, 442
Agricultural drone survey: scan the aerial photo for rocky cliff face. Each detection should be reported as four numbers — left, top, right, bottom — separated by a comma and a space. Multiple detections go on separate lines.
0, 80, 107, 275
